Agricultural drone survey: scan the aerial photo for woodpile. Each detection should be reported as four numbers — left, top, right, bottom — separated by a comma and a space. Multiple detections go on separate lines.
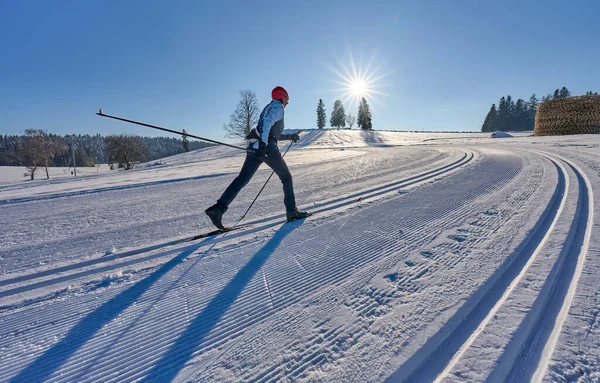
534, 94, 600, 136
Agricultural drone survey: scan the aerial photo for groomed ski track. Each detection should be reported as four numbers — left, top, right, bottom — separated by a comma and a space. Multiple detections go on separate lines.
388, 153, 594, 383
0, 143, 597, 382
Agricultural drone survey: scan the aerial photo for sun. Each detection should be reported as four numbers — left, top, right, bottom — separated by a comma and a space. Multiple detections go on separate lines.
326, 49, 390, 109
350, 79, 368, 98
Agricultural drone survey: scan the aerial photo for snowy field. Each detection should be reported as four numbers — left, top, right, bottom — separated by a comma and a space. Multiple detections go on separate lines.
0, 165, 112, 186
0, 129, 598, 382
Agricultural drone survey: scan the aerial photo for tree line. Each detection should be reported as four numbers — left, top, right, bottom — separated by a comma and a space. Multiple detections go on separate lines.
482, 87, 598, 132
223, 90, 374, 139
0, 131, 211, 180
316, 97, 372, 130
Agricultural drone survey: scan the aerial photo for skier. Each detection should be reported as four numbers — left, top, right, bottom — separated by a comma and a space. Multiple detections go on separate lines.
205, 86, 310, 229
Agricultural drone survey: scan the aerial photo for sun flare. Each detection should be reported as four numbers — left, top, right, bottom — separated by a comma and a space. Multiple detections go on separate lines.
327, 50, 390, 109
351, 79, 368, 98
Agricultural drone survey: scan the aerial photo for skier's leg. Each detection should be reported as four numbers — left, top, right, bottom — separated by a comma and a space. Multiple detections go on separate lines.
262, 144, 296, 212
206, 153, 262, 229
218, 153, 262, 208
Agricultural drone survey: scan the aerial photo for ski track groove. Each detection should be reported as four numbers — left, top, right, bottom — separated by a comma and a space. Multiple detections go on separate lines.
145, 151, 516, 383
380, 153, 564, 382
387, 151, 594, 383
1, 150, 478, 380
236, 152, 542, 383
2, 149, 534, 382
0, 186, 472, 357
1, 152, 464, 376
494, 155, 593, 383
189, 152, 524, 380
0, 147, 451, 276
0, 150, 471, 300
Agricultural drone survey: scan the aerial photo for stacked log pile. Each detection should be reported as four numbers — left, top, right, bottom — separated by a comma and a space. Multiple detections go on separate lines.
534, 95, 600, 136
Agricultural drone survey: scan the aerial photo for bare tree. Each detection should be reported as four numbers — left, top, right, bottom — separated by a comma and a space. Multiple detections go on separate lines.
17, 129, 65, 180
105, 135, 148, 170
223, 90, 260, 139
346, 113, 356, 129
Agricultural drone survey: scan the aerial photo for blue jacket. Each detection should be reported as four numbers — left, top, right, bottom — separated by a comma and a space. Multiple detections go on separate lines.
258, 100, 285, 145
247, 100, 295, 149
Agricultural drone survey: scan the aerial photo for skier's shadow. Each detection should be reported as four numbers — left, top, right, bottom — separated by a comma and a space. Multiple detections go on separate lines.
9, 238, 212, 383
10, 222, 299, 383
141, 221, 301, 382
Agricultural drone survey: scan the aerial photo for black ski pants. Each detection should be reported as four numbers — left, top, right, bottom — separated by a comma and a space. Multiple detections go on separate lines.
218, 143, 296, 212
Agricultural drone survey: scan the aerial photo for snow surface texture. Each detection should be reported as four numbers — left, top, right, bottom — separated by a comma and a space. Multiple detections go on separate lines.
492, 131, 513, 138
0, 129, 598, 383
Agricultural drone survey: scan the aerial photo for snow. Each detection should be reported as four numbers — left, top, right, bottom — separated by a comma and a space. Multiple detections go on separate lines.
0, 129, 599, 382
491, 131, 513, 138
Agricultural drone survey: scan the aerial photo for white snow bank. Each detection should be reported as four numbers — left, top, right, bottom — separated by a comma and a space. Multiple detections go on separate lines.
491, 131, 513, 138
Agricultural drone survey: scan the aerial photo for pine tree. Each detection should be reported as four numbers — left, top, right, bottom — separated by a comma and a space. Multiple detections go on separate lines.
553, 89, 560, 99
330, 100, 346, 128
527, 94, 538, 131
317, 99, 327, 129
515, 99, 528, 131
481, 104, 498, 132
558, 87, 571, 98
182, 129, 190, 152
497, 96, 508, 131
357, 97, 372, 130
507, 96, 516, 130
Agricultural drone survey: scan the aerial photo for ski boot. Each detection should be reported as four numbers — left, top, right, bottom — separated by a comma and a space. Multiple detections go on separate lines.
286, 209, 311, 223
205, 203, 227, 230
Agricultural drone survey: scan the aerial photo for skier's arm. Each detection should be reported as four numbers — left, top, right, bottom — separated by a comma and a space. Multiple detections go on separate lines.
260, 103, 284, 144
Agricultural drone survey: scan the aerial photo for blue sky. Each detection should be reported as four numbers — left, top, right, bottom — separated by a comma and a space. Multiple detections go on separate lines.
1, 0, 598, 142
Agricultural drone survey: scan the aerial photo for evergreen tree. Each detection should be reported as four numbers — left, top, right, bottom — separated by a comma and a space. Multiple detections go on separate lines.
527, 94, 538, 131
553, 89, 560, 99
497, 96, 508, 131
481, 104, 498, 132
182, 129, 190, 152
317, 99, 327, 129
357, 97, 372, 130
558, 87, 571, 98
330, 100, 346, 128
515, 99, 529, 131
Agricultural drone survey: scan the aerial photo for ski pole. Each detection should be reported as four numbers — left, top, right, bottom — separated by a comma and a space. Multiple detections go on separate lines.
96, 109, 249, 152
237, 140, 295, 222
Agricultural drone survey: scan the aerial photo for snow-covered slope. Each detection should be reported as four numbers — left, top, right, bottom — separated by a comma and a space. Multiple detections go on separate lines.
0, 131, 598, 382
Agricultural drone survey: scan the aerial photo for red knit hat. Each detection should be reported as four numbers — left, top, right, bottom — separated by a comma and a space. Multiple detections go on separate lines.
271, 86, 289, 100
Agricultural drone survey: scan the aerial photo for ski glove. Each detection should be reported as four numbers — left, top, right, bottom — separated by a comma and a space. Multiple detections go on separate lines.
290, 133, 300, 143
246, 128, 261, 143
255, 141, 267, 158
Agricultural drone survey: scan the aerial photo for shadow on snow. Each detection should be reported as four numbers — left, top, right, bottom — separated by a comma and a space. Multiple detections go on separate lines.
10, 221, 301, 383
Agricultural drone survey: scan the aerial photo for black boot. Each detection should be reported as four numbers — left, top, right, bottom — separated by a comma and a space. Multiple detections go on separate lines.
286, 208, 311, 223
205, 203, 227, 230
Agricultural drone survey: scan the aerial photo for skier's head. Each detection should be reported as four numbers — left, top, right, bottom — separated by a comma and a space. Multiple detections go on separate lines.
272, 86, 289, 107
